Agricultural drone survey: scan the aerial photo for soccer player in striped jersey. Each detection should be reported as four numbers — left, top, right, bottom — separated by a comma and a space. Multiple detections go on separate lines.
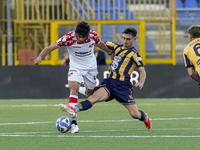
34, 21, 111, 133
183, 25, 200, 90
59, 27, 152, 130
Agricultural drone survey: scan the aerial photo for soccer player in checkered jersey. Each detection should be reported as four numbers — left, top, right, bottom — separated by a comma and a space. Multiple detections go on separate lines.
183, 25, 200, 91
59, 27, 152, 130
34, 21, 112, 133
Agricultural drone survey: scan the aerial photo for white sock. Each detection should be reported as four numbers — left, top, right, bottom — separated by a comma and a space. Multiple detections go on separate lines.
68, 95, 78, 120
79, 87, 86, 96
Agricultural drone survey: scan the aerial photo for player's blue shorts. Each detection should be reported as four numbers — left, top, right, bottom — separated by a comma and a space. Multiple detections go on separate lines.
94, 78, 135, 105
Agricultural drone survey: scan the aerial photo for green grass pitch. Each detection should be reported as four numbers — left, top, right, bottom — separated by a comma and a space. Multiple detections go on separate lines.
0, 98, 200, 150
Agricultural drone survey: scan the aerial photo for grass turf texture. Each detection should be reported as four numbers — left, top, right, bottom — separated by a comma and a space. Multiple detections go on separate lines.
0, 98, 200, 150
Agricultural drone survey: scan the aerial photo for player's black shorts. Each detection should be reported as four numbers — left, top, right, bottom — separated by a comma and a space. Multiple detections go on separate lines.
94, 78, 135, 105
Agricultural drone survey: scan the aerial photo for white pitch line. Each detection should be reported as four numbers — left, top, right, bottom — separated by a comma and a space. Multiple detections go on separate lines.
1, 127, 200, 136
0, 121, 52, 125
1, 127, 200, 135
151, 117, 200, 120
78, 117, 200, 122
0, 117, 200, 126
0, 104, 59, 107
1, 103, 200, 107
0, 134, 200, 138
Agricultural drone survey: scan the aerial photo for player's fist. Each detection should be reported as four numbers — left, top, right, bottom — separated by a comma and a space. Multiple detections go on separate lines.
134, 82, 143, 89
110, 52, 115, 60
34, 56, 42, 65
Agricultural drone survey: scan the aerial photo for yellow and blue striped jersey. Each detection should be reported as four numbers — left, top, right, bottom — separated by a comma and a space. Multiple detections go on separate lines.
183, 38, 200, 76
106, 41, 144, 83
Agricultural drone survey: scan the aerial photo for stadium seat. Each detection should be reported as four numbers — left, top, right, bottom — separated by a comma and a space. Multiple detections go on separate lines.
178, 12, 193, 24
125, 12, 134, 20
72, 0, 89, 19
113, 0, 133, 20
176, 0, 184, 8
101, 25, 113, 38
73, 0, 82, 12
145, 36, 156, 52
94, 0, 113, 12
116, 25, 129, 33
193, 12, 200, 24
109, 12, 119, 20
94, 0, 115, 19
184, 0, 198, 8
95, 11, 117, 20
114, 0, 129, 12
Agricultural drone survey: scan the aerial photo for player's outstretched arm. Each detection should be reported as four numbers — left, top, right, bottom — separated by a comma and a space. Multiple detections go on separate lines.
34, 43, 59, 65
97, 41, 113, 55
134, 67, 146, 89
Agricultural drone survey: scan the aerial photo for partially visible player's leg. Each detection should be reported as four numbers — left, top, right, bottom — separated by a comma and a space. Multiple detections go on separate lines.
83, 69, 97, 98
124, 104, 152, 130
67, 80, 80, 133
62, 87, 109, 116
75, 87, 109, 112
78, 86, 94, 97
115, 85, 152, 130
85, 87, 94, 97
60, 69, 83, 133
78, 69, 98, 97
79, 86, 86, 96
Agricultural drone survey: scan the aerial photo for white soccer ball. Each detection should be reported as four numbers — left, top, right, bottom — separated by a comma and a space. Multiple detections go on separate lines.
56, 116, 71, 133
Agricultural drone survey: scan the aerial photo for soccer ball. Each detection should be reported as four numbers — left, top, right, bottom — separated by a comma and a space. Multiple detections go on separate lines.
56, 116, 71, 133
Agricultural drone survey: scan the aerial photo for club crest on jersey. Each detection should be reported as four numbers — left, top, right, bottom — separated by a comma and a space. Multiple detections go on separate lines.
119, 53, 125, 57
89, 43, 94, 47
68, 72, 73, 77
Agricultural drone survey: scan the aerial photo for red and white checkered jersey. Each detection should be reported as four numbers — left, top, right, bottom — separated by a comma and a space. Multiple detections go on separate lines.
55, 30, 101, 70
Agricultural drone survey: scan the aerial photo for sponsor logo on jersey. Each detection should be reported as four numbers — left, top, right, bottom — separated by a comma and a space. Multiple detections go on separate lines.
136, 57, 142, 61
128, 99, 135, 102
114, 56, 122, 62
89, 43, 94, 47
75, 51, 92, 57
72, 46, 81, 48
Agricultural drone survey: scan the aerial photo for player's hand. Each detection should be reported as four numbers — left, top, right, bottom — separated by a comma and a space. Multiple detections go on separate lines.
34, 56, 42, 65
134, 82, 143, 89
110, 52, 115, 60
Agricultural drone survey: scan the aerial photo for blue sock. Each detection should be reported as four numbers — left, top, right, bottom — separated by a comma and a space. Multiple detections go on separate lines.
75, 100, 93, 112
139, 110, 146, 122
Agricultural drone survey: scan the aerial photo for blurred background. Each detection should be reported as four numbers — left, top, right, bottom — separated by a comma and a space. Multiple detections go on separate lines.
0, 0, 199, 98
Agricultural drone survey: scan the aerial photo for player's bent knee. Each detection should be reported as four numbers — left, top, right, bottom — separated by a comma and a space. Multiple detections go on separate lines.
85, 92, 93, 98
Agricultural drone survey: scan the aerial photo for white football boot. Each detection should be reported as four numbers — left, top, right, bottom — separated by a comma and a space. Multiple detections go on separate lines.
71, 124, 79, 133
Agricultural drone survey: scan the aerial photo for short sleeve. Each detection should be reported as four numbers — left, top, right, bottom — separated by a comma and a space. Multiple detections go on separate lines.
183, 53, 194, 69
90, 30, 101, 45
105, 41, 116, 52
132, 52, 144, 68
55, 31, 74, 47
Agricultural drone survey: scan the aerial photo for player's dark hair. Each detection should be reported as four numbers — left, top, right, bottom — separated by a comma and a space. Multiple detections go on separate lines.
122, 27, 137, 37
188, 25, 200, 38
75, 21, 90, 38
